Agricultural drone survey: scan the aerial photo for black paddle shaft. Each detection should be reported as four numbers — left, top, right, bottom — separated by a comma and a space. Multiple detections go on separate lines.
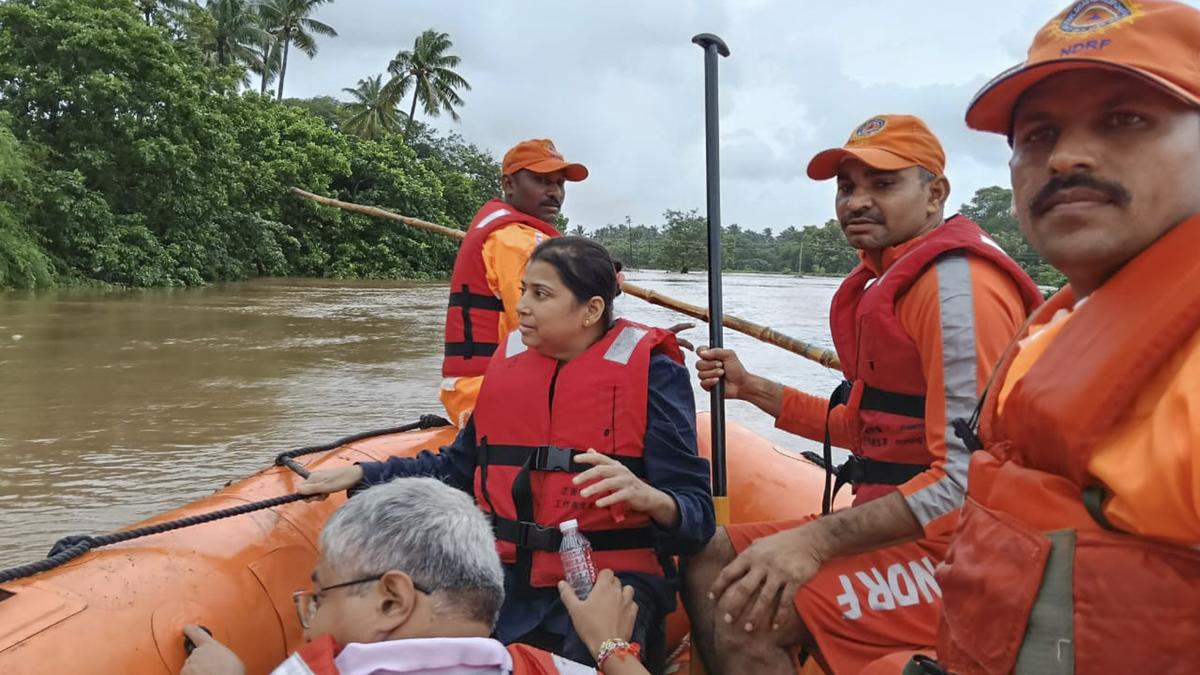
692, 33, 730, 500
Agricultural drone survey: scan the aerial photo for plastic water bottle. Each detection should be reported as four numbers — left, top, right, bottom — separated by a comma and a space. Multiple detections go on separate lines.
559, 519, 597, 599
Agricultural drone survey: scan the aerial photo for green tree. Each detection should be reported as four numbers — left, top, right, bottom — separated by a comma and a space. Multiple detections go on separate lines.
591, 217, 664, 270
0, 0, 512, 290
206, 0, 270, 70
273, 0, 337, 101
385, 29, 471, 142
657, 209, 707, 273
283, 95, 346, 128
340, 74, 405, 140
136, 0, 189, 26
0, 118, 53, 288
253, 0, 284, 96
960, 186, 1066, 288
800, 219, 858, 275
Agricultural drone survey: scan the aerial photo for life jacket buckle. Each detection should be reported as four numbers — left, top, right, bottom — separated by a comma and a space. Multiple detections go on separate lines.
516, 520, 561, 551
532, 445, 575, 472
834, 455, 866, 483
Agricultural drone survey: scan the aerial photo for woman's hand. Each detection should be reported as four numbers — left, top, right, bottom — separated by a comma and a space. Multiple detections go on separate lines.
558, 569, 637, 657
297, 465, 364, 497
573, 450, 679, 528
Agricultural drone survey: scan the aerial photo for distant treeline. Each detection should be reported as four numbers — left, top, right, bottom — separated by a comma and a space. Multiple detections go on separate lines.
586, 188, 1066, 287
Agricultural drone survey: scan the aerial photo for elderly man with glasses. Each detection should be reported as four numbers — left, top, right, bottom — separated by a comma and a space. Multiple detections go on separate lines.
180, 478, 652, 675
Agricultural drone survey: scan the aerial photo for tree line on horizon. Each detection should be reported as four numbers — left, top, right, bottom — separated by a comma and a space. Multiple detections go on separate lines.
584, 189, 1063, 287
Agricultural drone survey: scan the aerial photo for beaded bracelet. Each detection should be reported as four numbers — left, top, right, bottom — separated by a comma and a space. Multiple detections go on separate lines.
595, 638, 642, 670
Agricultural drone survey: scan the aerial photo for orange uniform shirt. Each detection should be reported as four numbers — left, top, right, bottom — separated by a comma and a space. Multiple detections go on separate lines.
997, 301, 1200, 546
440, 222, 548, 426
775, 233, 1029, 536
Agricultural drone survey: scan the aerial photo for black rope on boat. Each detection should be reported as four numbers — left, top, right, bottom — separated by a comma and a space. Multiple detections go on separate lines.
0, 415, 452, 585
273, 414, 450, 477
0, 493, 308, 584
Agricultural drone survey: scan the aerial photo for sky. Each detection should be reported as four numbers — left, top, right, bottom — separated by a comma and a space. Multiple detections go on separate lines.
283, 0, 1200, 232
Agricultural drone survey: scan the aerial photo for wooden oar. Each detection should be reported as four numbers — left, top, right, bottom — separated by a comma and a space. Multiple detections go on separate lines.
290, 187, 842, 371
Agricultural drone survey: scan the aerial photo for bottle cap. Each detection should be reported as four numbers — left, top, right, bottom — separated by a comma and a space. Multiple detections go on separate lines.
559, 519, 579, 531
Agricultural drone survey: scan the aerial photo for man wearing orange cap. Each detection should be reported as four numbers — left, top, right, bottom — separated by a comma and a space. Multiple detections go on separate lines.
882, 1, 1200, 673
684, 116, 1042, 674
440, 139, 587, 427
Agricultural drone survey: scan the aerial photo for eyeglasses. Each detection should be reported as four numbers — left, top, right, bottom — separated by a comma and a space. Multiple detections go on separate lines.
292, 573, 433, 629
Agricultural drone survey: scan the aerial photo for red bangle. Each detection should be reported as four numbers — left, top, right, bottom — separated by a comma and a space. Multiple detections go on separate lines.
595, 639, 641, 670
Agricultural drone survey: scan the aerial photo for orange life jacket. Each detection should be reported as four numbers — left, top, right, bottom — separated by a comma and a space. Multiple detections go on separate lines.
936, 214, 1200, 675
471, 319, 683, 588
442, 200, 560, 379
290, 634, 594, 674
827, 215, 1041, 504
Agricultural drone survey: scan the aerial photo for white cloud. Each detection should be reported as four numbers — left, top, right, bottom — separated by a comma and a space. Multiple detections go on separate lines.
284, 0, 1199, 230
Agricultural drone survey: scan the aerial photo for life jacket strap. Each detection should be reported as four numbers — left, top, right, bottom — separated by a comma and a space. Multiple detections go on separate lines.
478, 443, 646, 476
444, 342, 499, 358
830, 455, 930, 505
491, 515, 656, 552
859, 385, 925, 419
821, 380, 854, 514
447, 290, 505, 312
445, 284, 503, 361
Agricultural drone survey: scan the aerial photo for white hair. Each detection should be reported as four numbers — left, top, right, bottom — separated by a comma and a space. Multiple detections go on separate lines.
319, 477, 504, 626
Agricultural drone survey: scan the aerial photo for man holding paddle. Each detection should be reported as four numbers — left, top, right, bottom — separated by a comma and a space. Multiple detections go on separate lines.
684, 117, 1043, 674
439, 139, 586, 427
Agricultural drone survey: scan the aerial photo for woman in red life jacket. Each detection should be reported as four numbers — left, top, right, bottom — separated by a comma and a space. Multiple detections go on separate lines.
302, 237, 716, 670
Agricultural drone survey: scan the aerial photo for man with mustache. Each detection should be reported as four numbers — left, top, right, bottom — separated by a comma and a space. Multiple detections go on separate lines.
440, 139, 586, 427
887, 1, 1200, 673
685, 117, 1043, 674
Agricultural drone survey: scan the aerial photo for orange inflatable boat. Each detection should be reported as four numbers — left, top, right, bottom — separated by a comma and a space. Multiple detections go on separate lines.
0, 412, 845, 674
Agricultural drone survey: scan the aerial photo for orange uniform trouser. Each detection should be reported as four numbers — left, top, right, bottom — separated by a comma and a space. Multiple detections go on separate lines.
725, 517, 947, 675
439, 375, 483, 428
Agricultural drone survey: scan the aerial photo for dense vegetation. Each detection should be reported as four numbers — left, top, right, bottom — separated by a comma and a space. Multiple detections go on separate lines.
0, 0, 485, 288
0, 0, 1063, 291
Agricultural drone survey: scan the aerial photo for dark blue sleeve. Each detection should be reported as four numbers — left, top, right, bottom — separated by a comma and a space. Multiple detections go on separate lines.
644, 353, 715, 555
354, 417, 478, 494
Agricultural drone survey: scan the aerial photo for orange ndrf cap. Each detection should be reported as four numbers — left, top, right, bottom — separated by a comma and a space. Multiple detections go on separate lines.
806, 114, 946, 181
501, 139, 588, 181
967, 0, 1200, 134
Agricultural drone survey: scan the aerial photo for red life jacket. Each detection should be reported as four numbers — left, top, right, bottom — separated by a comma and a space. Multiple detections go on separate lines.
289, 634, 594, 674
827, 215, 1042, 504
471, 318, 684, 588
936, 214, 1200, 675
442, 200, 560, 379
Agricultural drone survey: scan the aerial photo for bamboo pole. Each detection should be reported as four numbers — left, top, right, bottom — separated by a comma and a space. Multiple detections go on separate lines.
290, 187, 842, 371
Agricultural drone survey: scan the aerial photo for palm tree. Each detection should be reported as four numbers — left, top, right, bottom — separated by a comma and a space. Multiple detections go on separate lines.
340, 75, 405, 139
206, 0, 269, 71
384, 29, 471, 142
253, 0, 283, 96
273, 0, 338, 101
136, 0, 189, 26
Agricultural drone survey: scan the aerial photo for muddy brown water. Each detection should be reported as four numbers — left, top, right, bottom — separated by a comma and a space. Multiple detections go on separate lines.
0, 271, 842, 566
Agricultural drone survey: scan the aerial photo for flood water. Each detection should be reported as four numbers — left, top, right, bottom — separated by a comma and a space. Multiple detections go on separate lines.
0, 271, 841, 566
